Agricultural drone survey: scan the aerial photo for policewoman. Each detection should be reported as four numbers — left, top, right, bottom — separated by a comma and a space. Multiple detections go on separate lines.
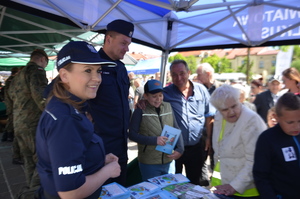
36, 41, 121, 199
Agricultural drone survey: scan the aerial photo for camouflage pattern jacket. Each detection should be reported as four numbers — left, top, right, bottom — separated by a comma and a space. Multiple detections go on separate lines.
9, 62, 48, 130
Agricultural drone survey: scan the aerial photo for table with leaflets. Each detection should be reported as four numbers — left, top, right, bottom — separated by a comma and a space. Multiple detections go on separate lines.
98, 173, 220, 199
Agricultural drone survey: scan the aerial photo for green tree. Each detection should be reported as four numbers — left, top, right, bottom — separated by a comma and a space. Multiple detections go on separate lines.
292, 45, 300, 60
237, 57, 254, 83
168, 54, 186, 63
186, 55, 197, 74
202, 54, 232, 73
278, 45, 300, 71
291, 60, 300, 72
168, 54, 197, 73
237, 57, 253, 74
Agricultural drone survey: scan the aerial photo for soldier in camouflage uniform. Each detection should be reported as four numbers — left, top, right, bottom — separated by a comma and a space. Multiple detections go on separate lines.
3, 67, 24, 164
1, 67, 18, 142
9, 49, 48, 190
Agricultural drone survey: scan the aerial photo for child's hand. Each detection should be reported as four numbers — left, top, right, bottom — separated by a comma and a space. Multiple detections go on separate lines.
157, 136, 168, 146
167, 151, 182, 160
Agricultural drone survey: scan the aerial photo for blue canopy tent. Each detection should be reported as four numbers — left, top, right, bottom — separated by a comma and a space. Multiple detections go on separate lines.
1, 0, 300, 84
126, 57, 170, 75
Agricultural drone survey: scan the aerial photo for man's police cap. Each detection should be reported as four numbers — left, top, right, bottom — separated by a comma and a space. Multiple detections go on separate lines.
107, 19, 134, 38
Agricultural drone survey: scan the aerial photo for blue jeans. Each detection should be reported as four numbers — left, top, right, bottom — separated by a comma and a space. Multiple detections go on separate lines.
139, 161, 173, 181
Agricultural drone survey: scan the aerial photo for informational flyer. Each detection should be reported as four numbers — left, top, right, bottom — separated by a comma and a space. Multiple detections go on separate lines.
99, 182, 130, 199
139, 190, 176, 199
155, 125, 181, 154
163, 182, 196, 197
128, 182, 160, 199
147, 173, 190, 188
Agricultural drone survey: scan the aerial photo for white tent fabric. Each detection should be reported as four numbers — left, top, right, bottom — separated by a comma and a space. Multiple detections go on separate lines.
126, 57, 170, 74
2, 0, 300, 83
6, 0, 300, 50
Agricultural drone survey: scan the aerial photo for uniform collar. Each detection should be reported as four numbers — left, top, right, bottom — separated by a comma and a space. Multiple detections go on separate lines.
99, 48, 113, 61
68, 92, 88, 112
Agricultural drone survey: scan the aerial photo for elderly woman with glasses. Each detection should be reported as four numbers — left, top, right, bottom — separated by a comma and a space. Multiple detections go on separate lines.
210, 84, 267, 199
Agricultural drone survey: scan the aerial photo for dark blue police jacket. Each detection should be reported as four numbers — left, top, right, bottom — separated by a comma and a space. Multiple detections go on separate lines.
36, 94, 106, 198
88, 49, 130, 161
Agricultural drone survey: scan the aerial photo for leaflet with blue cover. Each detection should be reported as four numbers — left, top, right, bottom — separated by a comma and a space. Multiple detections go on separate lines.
140, 190, 177, 199
128, 181, 161, 199
155, 125, 181, 155
99, 182, 130, 199
147, 173, 190, 188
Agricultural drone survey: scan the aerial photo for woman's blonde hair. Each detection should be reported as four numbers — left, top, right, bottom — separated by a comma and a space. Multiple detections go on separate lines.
47, 63, 85, 111
282, 67, 300, 84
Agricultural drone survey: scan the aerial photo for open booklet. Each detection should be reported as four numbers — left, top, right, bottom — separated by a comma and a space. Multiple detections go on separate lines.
155, 125, 181, 155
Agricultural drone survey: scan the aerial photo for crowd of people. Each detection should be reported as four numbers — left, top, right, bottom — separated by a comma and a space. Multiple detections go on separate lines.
0, 18, 299, 199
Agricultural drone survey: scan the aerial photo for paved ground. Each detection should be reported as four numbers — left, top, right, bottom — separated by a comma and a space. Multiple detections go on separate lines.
0, 136, 138, 199
0, 140, 26, 199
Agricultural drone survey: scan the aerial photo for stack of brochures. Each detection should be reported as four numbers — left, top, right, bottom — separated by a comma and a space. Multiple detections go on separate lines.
99, 173, 216, 199
127, 182, 160, 199
99, 182, 131, 199
162, 182, 212, 199
147, 173, 190, 188
137, 190, 176, 199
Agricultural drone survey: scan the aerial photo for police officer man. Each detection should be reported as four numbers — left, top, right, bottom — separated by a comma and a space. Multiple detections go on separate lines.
88, 19, 134, 186
9, 49, 48, 191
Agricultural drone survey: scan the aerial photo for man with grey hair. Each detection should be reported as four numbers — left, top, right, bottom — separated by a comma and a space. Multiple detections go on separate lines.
197, 63, 220, 95
196, 63, 221, 174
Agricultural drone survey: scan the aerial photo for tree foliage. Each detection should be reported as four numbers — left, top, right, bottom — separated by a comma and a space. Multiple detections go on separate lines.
237, 57, 253, 74
202, 54, 233, 73
168, 54, 186, 63
168, 53, 232, 74
291, 60, 300, 72
168, 54, 197, 73
186, 55, 197, 73
292, 45, 300, 61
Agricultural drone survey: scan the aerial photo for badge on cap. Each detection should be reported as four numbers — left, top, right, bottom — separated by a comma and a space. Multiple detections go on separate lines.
128, 31, 133, 38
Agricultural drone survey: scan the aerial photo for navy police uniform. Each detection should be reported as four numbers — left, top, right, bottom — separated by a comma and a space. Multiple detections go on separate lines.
36, 94, 106, 198
88, 48, 130, 185
88, 19, 134, 185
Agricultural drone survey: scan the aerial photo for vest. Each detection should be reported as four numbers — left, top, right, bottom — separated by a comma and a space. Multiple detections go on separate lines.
138, 102, 174, 164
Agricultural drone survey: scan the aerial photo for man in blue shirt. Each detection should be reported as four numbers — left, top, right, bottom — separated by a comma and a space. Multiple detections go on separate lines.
88, 19, 134, 186
164, 60, 215, 186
